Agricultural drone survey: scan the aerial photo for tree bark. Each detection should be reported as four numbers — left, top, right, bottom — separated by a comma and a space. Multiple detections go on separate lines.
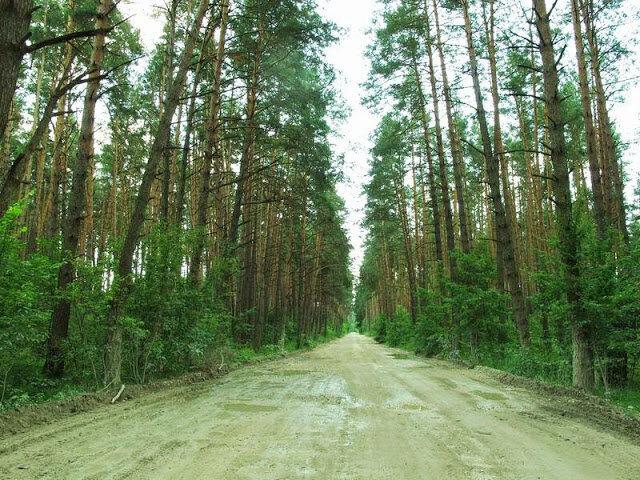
44, 0, 114, 377
394, 175, 418, 324
461, 0, 529, 346
570, 0, 606, 239
580, 0, 628, 244
0, 0, 34, 143
190, 0, 230, 285
229, 22, 263, 249
534, 0, 593, 390
429, 0, 471, 254
159, 1, 179, 223
412, 62, 443, 265
0, 58, 78, 217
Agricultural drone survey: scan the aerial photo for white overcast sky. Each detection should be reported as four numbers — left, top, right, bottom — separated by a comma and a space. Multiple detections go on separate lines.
121, 0, 639, 276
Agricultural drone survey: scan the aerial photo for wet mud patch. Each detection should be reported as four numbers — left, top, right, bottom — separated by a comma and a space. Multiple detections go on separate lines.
279, 369, 311, 376
436, 377, 459, 389
222, 403, 279, 413
473, 390, 507, 402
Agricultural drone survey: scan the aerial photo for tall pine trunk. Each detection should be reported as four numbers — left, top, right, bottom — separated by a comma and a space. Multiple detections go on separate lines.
190, 0, 230, 285
571, 0, 606, 239
534, 0, 593, 391
461, 0, 529, 346
44, 0, 114, 377
0, 1, 34, 143
428, 0, 471, 254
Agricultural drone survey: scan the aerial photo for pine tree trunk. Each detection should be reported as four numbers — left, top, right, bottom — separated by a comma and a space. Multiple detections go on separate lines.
571, 0, 606, 239
44, 0, 113, 377
534, 0, 593, 391
0, 79, 63, 216
190, 0, 229, 285
394, 176, 418, 324
410, 148, 426, 290
580, 0, 628, 244
175, 37, 207, 225
0, 98, 15, 186
462, 0, 529, 346
0, 0, 34, 143
257, 175, 275, 350
415, 42, 455, 280
159, 0, 179, 223
229, 21, 263, 249
412, 56, 443, 265
47, 1, 76, 239
429, 0, 471, 254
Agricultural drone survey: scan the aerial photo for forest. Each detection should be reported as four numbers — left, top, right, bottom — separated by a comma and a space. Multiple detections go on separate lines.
4, 1, 640, 476
1, 0, 639, 414
355, 0, 640, 397
0, 0, 352, 408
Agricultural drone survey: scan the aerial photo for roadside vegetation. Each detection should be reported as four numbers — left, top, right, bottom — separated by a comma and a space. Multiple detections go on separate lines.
355, 0, 640, 411
0, 0, 352, 411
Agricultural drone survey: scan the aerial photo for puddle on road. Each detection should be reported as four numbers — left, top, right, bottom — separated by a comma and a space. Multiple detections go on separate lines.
223, 403, 279, 412
472, 390, 507, 401
279, 369, 310, 376
436, 377, 458, 389
397, 403, 428, 411
256, 380, 285, 389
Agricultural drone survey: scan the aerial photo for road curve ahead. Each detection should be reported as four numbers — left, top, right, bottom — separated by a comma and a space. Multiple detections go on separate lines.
1, 333, 639, 479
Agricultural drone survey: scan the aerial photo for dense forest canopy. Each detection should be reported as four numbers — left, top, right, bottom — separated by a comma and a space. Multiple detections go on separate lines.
355, 0, 640, 393
0, 0, 352, 405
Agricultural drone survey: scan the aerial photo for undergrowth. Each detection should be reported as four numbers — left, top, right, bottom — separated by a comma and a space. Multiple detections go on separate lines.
0, 328, 343, 414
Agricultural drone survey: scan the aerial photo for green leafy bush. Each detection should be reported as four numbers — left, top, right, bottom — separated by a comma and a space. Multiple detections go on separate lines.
0, 204, 57, 406
386, 306, 414, 348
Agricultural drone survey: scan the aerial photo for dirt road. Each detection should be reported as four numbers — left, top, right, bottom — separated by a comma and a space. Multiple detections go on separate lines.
1, 334, 639, 479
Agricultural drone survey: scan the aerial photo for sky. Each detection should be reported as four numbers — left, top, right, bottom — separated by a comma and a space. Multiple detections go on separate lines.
120, 0, 639, 277
318, 0, 378, 275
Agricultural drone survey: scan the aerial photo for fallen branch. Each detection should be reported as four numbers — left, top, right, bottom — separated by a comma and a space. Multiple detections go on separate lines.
218, 350, 225, 372
111, 384, 125, 404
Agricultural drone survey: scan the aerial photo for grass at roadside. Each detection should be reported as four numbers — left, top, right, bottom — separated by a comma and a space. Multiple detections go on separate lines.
607, 386, 640, 416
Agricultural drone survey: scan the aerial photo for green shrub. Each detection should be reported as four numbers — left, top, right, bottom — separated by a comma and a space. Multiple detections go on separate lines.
0, 203, 57, 406
386, 306, 414, 348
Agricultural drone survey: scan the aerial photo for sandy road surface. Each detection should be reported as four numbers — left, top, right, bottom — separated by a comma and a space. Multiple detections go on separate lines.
1, 333, 639, 480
